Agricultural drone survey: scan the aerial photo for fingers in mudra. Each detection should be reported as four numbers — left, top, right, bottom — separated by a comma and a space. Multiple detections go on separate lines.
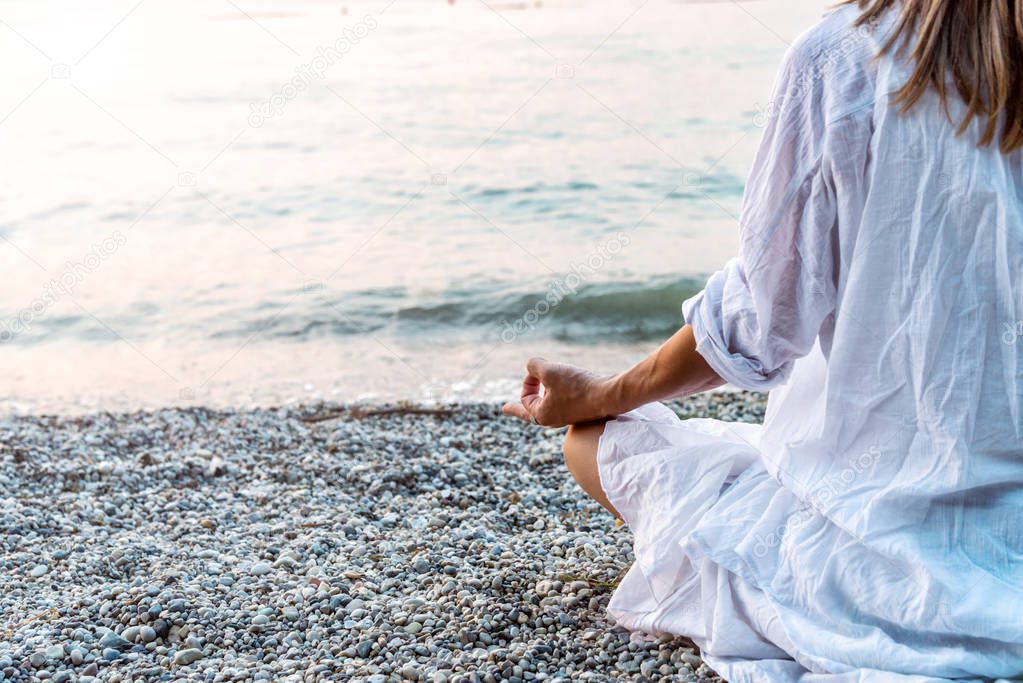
501, 357, 611, 428
501, 358, 544, 423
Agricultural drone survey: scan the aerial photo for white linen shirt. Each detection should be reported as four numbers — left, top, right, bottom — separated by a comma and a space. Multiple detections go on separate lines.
680, 4, 1023, 678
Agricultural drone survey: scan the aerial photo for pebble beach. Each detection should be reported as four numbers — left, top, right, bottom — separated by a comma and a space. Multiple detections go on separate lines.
0, 392, 766, 682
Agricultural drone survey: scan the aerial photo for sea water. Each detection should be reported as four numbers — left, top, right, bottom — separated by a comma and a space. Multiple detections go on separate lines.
0, 0, 828, 412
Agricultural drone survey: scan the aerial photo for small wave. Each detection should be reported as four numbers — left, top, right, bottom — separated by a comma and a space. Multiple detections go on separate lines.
468, 180, 600, 200
27, 201, 91, 222
483, 277, 702, 342
217, 275, 707, 345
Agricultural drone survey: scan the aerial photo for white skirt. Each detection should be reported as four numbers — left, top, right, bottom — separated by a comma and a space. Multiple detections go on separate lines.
596, 403, 1015, 683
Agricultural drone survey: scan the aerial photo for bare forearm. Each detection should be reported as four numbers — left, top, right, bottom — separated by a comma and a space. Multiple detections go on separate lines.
503, 325, 724, 427
603, 324, 724, 415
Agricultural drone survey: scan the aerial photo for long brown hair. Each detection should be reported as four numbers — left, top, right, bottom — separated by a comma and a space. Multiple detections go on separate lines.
844, 0, 1023, 153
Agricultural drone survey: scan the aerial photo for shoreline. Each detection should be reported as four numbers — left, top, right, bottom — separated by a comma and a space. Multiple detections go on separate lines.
0, 393, 765, 681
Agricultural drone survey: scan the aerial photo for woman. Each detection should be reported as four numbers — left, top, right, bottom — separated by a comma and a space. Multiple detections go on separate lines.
503, 1, 1023, 680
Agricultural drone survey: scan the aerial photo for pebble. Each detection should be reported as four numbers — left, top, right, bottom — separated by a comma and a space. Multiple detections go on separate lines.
681, 650, 703, 668
174, 648, 205, 665
99, 631, 131, 651
0, 396, 761, 681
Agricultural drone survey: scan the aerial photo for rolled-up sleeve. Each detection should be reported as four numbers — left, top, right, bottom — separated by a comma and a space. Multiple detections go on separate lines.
683, 39, 839, 390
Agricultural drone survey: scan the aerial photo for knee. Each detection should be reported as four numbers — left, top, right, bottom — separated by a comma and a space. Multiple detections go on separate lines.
562, 421, 605, 472
562, 424, 578, 460
562, 424, 584, 464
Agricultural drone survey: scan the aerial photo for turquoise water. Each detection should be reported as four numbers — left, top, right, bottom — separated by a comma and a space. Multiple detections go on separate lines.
0, 0, 828, 411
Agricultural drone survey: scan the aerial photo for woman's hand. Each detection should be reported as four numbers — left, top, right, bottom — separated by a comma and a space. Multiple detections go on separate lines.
502, 326, 724, 427
502, 357, 617, 428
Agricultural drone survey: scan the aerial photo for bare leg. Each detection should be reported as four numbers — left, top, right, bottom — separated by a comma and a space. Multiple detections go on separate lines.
562, 419, 621, 519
